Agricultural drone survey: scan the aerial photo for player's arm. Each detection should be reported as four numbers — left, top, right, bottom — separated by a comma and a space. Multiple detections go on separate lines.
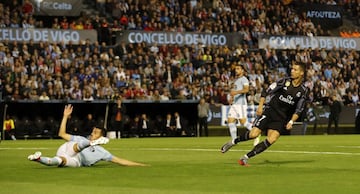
58, 104, 73, 141
256, 85, 269, 116
256, 96, 265, 116
230, 84, 249, 96
266, 78, 288, 95
286, 87, 308, 130
286, 113, 300, 130
110, 156, 149, 166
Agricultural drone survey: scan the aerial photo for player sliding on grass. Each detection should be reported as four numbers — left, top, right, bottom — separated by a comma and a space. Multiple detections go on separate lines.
221, 61, 308, 166
28, 104, 147, 167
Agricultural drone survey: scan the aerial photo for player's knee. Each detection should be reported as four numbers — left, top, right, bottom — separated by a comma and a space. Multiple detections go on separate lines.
267, 133, 280, 144
238, 118, 246, 125
58, 156, 66, 167
228, 118, 236, 123
267, 138, 277, 144
249, 128, 261, 138
73, 143, 80, 153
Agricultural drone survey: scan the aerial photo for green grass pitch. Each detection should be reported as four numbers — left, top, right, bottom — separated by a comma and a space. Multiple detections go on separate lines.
0, 135, 360, 194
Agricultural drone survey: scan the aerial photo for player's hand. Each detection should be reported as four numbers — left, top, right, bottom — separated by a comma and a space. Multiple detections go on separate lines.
256, 107, 263, 116
286, 121, 293, 130
230, 90, 241, 96
63, 104, 73, 117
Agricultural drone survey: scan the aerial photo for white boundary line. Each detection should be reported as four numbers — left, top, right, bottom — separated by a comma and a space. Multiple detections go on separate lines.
0, 147, 51, 150
1, 147, 358, 156
136, 148, 360, 156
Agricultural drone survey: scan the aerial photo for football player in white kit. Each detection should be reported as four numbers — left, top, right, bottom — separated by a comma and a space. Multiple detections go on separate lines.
222, 63, 260, 153
28, 104, 147, 167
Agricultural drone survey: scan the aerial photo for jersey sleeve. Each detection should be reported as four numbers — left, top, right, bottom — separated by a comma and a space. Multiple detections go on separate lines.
242, 77, 249, 86
95, 146, 113, 161
294, 85, 309, 116
71, 135, 88, 142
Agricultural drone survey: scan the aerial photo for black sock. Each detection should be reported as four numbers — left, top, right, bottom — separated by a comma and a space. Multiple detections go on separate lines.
247, 139, 272, 158
234, 131, 251, 144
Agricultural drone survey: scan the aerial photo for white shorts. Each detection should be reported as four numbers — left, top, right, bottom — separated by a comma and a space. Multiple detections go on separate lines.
227, 104, 248, 119
56, 142, 81, 167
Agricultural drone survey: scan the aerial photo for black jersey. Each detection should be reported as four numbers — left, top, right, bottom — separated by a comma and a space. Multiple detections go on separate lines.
263, 77, 308, 119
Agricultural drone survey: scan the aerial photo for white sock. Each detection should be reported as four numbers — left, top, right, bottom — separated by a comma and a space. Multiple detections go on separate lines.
228, 122, 237, 140
244, 121, 253, 131
39, 156, 62, 166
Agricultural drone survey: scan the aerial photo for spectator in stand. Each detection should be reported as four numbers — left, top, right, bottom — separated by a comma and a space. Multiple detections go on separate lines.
96, 0, 106, 16
21, 0, 33, 16
84, 18, 94, 29
39, 91, 50, 101
60, 17, 69, 29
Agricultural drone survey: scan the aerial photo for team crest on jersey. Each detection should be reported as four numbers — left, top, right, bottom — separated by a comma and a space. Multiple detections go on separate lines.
285, 81, 291, 87
283, 81, 291, 90
296, 92, 301, 97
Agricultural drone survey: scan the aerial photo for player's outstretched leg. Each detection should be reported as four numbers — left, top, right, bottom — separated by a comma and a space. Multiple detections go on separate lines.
238, 155, 249, 166
238, 139, 272, 166
243, 120, 261, 146
28, 151, 63, 166
221, 130, 252, 153
253, 134, 261, 146
220, 139, 235, 153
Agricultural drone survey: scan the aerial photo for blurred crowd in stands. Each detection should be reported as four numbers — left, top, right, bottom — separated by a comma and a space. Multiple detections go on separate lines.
0, 0, 360, 109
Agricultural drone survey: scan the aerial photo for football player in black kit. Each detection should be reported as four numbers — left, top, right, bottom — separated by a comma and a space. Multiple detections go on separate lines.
221, 61, 308, 166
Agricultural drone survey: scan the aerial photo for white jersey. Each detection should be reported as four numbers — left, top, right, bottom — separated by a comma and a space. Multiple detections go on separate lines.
232, 76, 249, 105
56, 135, 113, 167
227, 75, 249, 119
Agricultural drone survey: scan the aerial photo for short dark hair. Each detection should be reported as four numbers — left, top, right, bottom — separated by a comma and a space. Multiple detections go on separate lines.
94, 125, 106, 136
294, 61, 306, 72
235, 61, 244, 67
235, 62, 247, 72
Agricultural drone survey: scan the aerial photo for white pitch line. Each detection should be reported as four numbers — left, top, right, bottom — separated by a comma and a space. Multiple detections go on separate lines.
0, 147, 50, 150
1, 147, 359, 156
134, 148, 360, 156
336, 146, 360, 149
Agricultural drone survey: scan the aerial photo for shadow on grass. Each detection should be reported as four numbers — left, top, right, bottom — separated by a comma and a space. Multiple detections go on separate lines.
28, 163, 115, 169
257, 159, 315, 165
